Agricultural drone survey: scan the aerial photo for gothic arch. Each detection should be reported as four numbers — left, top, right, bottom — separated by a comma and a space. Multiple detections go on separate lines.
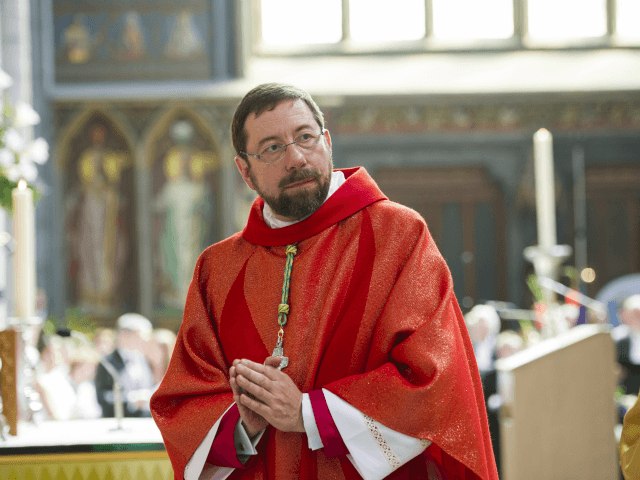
55, 107, 136, 171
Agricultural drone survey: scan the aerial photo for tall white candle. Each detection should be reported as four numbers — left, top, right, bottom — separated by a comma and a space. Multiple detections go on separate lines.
12, 179, 35, 319
533, 128, 557, 252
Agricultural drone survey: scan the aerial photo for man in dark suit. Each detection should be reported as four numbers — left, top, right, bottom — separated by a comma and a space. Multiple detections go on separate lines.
615, 295, 640, 397
95, 313, 155, 417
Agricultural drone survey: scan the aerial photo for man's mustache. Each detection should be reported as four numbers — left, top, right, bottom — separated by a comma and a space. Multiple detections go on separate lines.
279, 169, 321, 189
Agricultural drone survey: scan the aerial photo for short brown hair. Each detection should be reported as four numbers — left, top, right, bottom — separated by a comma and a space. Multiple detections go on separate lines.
231, 83, 325, 160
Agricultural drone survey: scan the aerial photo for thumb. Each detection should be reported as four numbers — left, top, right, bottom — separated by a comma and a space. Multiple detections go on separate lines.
263, 356, 282, 369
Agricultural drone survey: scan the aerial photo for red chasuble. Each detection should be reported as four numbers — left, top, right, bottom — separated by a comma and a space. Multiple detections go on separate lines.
151, 167, 499, 480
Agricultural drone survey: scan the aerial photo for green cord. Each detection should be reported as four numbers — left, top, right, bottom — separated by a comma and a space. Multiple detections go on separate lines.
277, 244, 298, 327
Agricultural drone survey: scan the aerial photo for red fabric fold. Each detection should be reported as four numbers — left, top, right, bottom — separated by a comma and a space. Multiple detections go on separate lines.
309, 389, 349, 457
242, 167, 387, 247
206, 404, 245, 469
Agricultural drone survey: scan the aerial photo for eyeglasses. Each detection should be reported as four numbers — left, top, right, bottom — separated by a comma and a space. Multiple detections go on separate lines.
241, 129, 325, 165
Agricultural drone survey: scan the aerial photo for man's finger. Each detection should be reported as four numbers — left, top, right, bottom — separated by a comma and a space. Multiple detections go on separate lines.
230, 375, 242, 397
237, 362, 272, 389
240, 358, 280, 381
239, 392, 271, 417
236, 373, 271, 404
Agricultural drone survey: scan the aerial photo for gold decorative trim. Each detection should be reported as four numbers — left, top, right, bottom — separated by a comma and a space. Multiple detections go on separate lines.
362, 413, 402, 471
0, 450, 169, 464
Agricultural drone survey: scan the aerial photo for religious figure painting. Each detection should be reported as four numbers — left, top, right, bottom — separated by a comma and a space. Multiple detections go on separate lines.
56, 13, 109, 65
64, 116, 138, 318
53, 1, 213, 82
164, 9, 207, 61
150, 116, 220, 315
108, 10, 148, 62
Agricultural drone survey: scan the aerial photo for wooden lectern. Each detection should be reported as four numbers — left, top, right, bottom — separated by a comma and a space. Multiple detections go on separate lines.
495, 324, 617, 480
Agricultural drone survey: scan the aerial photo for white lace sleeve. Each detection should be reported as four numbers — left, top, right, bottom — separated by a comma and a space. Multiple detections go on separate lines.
323, 389, 431, 480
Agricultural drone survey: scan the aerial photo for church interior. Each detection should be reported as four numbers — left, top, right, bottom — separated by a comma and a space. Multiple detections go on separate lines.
0, 0, 639, 479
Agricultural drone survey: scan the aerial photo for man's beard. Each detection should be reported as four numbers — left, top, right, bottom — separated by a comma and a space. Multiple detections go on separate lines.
250, 162, 333, 221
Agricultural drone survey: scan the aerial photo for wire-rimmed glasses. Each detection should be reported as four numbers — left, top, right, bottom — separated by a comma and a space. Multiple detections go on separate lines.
241, 129, 325, 165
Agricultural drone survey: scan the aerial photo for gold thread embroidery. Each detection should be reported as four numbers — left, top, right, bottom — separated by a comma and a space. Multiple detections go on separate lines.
362, 413, 402, 471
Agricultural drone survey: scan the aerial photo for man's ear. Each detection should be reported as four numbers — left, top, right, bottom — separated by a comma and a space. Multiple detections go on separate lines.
324, 129, 332, 150
235, 156, 256, 191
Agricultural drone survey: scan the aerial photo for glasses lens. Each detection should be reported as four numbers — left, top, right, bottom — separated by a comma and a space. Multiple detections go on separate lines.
260, 144, 284, 164
295, 133, 319, 148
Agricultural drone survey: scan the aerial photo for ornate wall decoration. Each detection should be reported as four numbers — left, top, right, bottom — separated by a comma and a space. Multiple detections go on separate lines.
327, 99, 640, 135
53, 0, 212, 83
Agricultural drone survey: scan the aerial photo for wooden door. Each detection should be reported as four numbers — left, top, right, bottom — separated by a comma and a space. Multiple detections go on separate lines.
375, 166, 507, 308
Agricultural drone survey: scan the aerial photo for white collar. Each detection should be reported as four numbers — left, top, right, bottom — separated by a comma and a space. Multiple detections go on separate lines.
263, 170, 346, 229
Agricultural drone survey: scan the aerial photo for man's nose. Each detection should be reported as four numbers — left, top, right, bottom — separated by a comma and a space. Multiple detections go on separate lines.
283, 142, 307, 170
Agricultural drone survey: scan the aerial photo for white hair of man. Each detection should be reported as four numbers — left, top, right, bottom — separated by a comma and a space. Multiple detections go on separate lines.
495, 331, 524, 359
464, 304, 501, 336
116, 313, 153, 344
622, 294, 640, 312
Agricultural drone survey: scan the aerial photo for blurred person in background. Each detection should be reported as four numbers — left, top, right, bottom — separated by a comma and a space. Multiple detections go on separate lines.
465, 304, 501, 375
95, 313, 155, 417
146, 328, 177, 387
614, 294, 640, 397
484, 329, 525, 479
35, 334, 75, 421
93, 327, 116, 357
495, 330, 524, 360
68, 344, 102, 419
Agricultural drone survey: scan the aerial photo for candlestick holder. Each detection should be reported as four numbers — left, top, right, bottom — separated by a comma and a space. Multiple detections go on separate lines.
524, 244, 572, 338
6, 316, 45, 427
0, 356, 11, 440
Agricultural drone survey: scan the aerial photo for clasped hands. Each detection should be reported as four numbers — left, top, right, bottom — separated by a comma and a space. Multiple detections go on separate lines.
229, 357, 304, 438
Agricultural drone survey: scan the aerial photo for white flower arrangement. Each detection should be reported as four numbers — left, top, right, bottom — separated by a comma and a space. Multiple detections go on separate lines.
0, 68, 49, 211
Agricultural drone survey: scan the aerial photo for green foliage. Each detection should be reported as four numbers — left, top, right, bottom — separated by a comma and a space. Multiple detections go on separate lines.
526, 274, 545, 303
64, 307, 98, 336
41, 317, 57, 335
0, 174, 17, 211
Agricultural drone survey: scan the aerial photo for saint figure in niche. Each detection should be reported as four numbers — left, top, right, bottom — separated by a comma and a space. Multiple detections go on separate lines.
66, 123, 132, 316
153, 119, 217, 310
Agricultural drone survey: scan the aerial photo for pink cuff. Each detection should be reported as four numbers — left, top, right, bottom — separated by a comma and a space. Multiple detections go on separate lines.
308, 389, 349, 457
206, 404, 246, 469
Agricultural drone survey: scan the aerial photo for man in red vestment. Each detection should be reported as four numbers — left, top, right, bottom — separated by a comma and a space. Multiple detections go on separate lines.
150, 83, 499, 480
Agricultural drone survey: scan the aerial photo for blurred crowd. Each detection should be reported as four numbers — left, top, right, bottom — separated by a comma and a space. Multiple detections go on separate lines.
28, 313, 177, 421
464, 293, 640, 478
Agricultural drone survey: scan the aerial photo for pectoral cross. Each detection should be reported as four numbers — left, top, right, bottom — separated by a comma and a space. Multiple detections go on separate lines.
272, 337, 289, 370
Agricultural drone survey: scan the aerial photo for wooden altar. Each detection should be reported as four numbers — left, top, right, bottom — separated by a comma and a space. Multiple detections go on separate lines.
0, 418, 172, 480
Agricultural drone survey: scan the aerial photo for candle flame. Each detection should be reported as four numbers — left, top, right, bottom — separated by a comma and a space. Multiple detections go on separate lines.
17, 179, 27, 190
